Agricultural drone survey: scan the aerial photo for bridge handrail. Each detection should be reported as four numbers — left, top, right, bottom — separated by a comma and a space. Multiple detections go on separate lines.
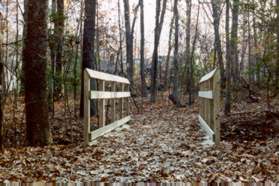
198, 68, 220, 144
84, 68, 131, 146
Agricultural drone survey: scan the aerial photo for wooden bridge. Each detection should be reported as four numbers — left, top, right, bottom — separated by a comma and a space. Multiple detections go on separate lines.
83, 68, 221, 146
83, 68, 131, 146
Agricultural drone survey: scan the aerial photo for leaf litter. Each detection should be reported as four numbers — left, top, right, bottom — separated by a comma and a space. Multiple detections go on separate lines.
1, 98, 279, 182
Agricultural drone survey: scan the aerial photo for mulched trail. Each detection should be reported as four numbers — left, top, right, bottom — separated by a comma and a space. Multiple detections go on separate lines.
1, 100, 279, 182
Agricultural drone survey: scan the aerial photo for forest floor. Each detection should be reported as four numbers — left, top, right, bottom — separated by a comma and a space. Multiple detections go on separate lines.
1, 96, 279, 183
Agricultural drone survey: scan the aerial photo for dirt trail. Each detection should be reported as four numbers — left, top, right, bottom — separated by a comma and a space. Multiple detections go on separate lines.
0, 102, 279, 182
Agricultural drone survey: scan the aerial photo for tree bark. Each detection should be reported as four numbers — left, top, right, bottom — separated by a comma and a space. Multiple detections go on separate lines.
140, 0, 147, 97
118, 0, 124, 75
0, 15, 3, 150
123, 0, 134, 86
171, 0, 181, 107
80, 0, 97, 118
150, 0, 167, 102
276, 0, 279, 88
23, 0, 51, 146
54, 0, 65, 98
231, 0, 239, 85
189, 2, 200, 105
185, 0, 192, 105
164, 16, 174, 90
211, 0, 225, 89
224, 0, 231, 115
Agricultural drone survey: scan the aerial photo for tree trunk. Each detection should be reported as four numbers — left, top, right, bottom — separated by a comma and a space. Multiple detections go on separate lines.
74, 0, 84, 117
118, 0, 124, 75
164, 16, 174, 90
224, 0, 231, 115
140, 0, 147, 97
150, 0, 167, 103
49, 0, 56, 115
0, 17, 3, 150
185, 0, 192, 105
252, 6, 260, 85
54, 0, 65, 98
276, 0, 279, 88
211, 0, 225, 89
80, 0, 97, 118
231, 0, 239, 85
171, 0, 181, 107
123, 0, 134, 86
248, 7, 253, 85
189, 2, 200, 105
23, 0, 51, 146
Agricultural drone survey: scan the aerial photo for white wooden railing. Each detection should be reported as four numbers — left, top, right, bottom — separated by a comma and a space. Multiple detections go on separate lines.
198, 68, 220, 144
84, 68, 131, 145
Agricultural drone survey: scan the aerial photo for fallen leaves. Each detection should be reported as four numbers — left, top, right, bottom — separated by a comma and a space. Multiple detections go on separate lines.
0, 98, 279, 182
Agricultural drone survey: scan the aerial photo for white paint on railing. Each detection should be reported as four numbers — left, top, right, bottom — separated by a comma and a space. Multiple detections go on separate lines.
85, 68, 130, 84
90, 91, 131, 99
198, 115, 214, 140
199, 68, 217, 83
198, 91, 213, 99
89, 116, 131, 143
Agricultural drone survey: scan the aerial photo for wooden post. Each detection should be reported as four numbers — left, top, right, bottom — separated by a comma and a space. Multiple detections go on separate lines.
198, 68, 220, 144
213, 69, 220, 144
112, 82, 116, 121
126, 84, 130, 116
84, 70, 90, 145
99, 80, 106, 127
120, 84, 125, 118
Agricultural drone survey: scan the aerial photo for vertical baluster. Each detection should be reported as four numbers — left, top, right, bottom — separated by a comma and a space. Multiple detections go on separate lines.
84, 70, 90, 145
112, 82, 116, 121
120, 84, 125, 118
99, 80, 106, 127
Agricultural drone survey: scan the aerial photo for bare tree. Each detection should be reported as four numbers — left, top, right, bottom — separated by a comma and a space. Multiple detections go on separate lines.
189, 1, 200, 105
224, 0, 231, 115
276, 0, 279, 88
123, 0, 140, 87
0, 6, 4, 150
118, 0, 124, 75
171, 0, 182, 107
140, 0, 147, 97
23, 0, 51, 146
185, 0, 192, 105
211, 0, 225, 88
54, 0, 65, 97
231, 0, 239, 84
80, 0, 97, 117
74, 0, 84, 117
164, 16, 174, 90
150, 0, 167, 102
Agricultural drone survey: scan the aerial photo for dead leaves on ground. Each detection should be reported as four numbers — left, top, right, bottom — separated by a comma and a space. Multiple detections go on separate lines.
1, 98, 279, 182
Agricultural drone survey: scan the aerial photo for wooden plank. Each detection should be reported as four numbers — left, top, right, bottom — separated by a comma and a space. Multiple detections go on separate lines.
125, 84, 130, 116
83, 70, 91, 145
199, 68, 217, 83
99, 81, 106, 127
89, 116, 131, 143
85, 68, 130, 84
120, 84, 125, 117
213, 69, 221, 144
198, 115, 214, 141
198, 91, 213, 99
91, 91, 131, 99
112, 83, 116, 121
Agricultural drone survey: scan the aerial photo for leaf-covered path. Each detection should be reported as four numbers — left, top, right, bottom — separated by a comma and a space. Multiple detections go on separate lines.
1, 101, 279, 182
